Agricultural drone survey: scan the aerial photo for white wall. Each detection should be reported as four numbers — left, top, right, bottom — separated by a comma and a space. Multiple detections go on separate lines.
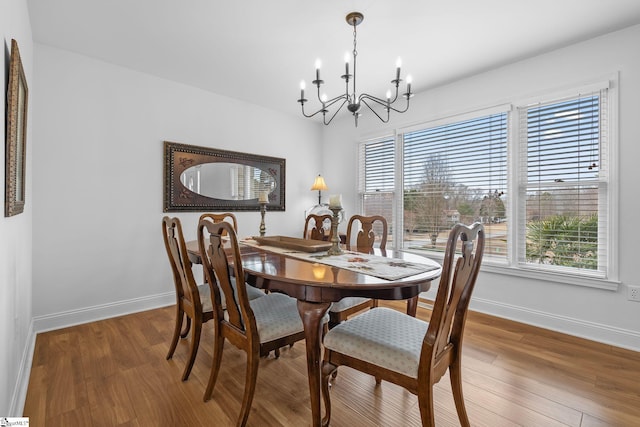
323, 24, 640, 350
0, 0, 33, 416
31, 44, 322, 325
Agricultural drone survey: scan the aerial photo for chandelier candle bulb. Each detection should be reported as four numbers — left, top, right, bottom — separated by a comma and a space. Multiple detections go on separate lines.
329, 194, 342, 209
396, 58, 402, 81
259, 191, 269, 203
315, 59, 321, 82
344, 52, 350, 76
300, 81, 305, 100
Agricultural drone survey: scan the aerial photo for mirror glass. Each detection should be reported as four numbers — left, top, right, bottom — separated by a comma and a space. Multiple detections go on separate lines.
180, 163, 276, 200
164, 141, 286, 212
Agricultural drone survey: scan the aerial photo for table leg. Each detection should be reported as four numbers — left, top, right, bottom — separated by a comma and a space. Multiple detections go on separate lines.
297, 300, 332, 427
407, 295, 418, 317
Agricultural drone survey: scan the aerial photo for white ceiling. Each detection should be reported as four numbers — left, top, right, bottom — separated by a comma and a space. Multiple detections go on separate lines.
27, 0, 640, 119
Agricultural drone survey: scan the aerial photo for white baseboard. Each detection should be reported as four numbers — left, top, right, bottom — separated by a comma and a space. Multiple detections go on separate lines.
32, 291, 175, 334
9, 320, 35, 416
468, 297, 640, 352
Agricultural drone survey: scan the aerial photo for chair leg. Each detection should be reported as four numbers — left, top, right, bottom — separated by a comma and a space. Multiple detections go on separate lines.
181, 319, 202, 381
417, 383, 436, 427
237, 350, 260, 427
180, 314, 191, 338
450, 358, 471, 427
203, 326, 225, 402
321, 361, 337, 427
166, 306, 183, 360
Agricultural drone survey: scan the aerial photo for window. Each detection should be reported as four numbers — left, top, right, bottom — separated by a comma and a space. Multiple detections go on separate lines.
518, 91, 609, 277
402, 112, 507, 259
358, 136, 395, 243
357, 82, 615, 285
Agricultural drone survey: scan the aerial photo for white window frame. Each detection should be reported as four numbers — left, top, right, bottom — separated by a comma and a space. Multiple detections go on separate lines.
506, 77, 619, 289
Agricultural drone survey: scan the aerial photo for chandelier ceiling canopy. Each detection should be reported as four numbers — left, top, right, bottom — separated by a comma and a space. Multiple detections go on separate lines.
297, 12, 413, 127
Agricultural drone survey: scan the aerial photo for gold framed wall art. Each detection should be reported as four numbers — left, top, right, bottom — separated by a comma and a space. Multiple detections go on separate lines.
5, 39, 29, 217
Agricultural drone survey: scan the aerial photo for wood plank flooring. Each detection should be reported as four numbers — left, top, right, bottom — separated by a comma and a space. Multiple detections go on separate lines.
23, 301, 640, 426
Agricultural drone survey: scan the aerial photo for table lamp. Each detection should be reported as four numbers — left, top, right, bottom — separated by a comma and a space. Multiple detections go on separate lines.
310, 174, 328, 205
307, 174, 344, 225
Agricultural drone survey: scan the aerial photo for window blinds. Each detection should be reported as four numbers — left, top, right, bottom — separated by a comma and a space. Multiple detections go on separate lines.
519, 90, 608, 275
402, 113, 508, 257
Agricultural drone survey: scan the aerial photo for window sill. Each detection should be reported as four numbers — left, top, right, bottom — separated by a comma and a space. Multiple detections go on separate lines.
401, 249, 620, 291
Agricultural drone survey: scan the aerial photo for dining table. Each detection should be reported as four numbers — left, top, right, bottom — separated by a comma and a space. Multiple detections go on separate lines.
186, 237, 442, 427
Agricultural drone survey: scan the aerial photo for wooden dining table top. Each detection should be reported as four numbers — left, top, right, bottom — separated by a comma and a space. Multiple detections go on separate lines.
185, 238, 442, 303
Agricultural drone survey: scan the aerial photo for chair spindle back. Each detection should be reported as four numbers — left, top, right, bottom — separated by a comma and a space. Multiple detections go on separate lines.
346, 214, 388, 252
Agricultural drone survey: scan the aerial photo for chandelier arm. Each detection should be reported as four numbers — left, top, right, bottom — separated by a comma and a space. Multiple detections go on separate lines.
359, 86, 401, 107
360, 98, 390, 123
359, 93, 389, 106
386, 91, 400, 105
301, 93, 349, 118
323, 99, 349, 125
361, 92, 412, 114
386, 96, 411, 113
323, 94, 349, 108
300, 104, 328, 119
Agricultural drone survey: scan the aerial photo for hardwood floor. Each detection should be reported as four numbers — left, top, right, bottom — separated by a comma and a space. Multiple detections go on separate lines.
23, 300, 640, 426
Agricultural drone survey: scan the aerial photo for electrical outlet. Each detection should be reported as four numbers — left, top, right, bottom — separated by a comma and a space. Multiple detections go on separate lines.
629, 286, 640, 302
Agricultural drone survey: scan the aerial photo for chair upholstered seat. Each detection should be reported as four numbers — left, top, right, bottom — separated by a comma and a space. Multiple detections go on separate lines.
329, 297, 372, 313
217, 277, 264, 310
323, 307, 428, 378
250, 293, 306, 343
243, 280, 266, 301
196, 283, 214, 313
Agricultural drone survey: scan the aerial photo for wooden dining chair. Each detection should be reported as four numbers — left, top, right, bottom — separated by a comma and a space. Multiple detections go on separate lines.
303, 213, 333, 241
162, 216, 214, 381
327, 214, 388, 327
346, 214, 388, 252
199, 212, 265, 304
321, 222, 485, 426
199, 212, 238, 235
198, 219, 321, 426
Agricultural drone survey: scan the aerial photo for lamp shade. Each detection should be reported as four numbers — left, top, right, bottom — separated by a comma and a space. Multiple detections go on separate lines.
310, 175, 328, 191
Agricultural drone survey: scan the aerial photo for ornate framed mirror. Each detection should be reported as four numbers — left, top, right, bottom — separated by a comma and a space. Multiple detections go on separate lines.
163, 141, 285, 212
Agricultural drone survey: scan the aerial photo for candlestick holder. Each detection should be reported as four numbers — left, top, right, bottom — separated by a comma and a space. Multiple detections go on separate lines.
259, 202, 267, 236
327, 206, 343, 256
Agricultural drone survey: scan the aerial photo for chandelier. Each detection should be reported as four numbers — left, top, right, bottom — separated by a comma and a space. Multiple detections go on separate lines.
297, 12, 413, 127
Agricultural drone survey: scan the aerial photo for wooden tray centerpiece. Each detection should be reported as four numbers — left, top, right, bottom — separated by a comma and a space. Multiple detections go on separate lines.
252, 236, 332, 253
